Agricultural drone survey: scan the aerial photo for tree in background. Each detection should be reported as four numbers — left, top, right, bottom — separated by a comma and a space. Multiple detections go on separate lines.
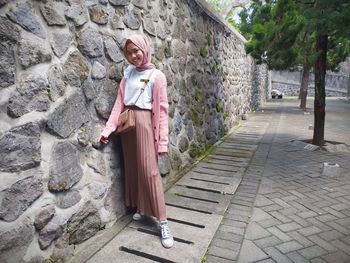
230, 0, 350, 146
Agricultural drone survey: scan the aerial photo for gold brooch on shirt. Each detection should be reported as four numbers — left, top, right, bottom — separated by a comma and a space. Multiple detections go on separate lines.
140, 79, 150, 84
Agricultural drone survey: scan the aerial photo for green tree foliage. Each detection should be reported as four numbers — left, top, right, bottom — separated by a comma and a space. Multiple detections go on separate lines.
239, 0, 350, 145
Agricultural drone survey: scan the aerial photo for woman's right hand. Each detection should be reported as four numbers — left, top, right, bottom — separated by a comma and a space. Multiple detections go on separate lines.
99, 135, 109, 144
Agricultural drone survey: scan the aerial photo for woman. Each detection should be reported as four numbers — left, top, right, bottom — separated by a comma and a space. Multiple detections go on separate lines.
99, 34, 173, 248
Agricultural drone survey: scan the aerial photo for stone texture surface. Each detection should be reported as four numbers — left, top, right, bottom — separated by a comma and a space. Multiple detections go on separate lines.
38, 215, 66, 250
0, 122, 41, 172
123, 5, 140, 30
50, 29, 73, 58
65, 2, 89, 27
94, 79, 119, 119
104, 174, 125, 218
0, 217, 35, 262
0, 40, 15, 86
56, 190, 82, 209
46, 91, 90, 138
0, 16, 19, 88
7, 1, 46, 39
0, 176, 44, 222
108, 0, 131, 6
104, 35, 124, 63
77, 27, 104, 58
63, 50, 90, 87
48, 64, 66, 101
92, 61, 107, 80
67, 202, 102, 245
34, 204, 56, 230
17, 38, 52, 69
88, 182, 108, 199
40, 0, 67, 26
89, 4, 109, 25
7, 76, 51, 118
48, 141, 83, 192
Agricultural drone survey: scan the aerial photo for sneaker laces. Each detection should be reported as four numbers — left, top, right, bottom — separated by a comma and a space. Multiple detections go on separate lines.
160, 221, 171, 239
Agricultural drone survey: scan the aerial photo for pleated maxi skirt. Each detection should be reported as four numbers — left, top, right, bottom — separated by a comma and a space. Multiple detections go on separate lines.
121, 107, 166, 220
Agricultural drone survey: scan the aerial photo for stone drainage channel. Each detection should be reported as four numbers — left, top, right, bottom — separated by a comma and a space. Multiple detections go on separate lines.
75, 119, 269, 263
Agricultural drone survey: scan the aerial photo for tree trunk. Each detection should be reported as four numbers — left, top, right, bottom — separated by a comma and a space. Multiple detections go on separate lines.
312, 34, 327, 146
347, 76, 350, 100
299, 65, 310, 110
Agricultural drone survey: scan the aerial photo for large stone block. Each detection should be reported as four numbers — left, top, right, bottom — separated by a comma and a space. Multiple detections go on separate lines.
0, 16, 20, 89
123, 5, 140, 30
34, 204, 56, 230
50, 29, 73, 58
88, 4, 109, 25
46, 91, 90, 138
67, 202, 102, 244
48, 65, 66, 101
108, 0, 131, 6
86, 148, 107, 175
38, 215, 66, 250
92, 61, 106, 80
0, 176, 44, 222
7, 76, 51, 118
40, 0, 67, 26
0, 217, 35, 262
77, 27, 104, 58
88, 182, 108, 199
94, 79, 119, 119
17, 38, 52, 69
48, 141, 83, 192
0, 122, 41, 173
56, 190, 82, 209
65, 2, 89, 27
6, 1, 46, 39
0, 40, 16, 89
63, 50, 90, 87
104, 35, 124, 63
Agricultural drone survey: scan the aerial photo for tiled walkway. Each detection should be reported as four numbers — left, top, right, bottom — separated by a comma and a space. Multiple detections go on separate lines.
70, 97, 350, 263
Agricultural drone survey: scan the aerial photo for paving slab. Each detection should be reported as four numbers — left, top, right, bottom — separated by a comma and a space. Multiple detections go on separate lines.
175, 173, 242, 195
88, 205, 222, 263
237, 240, 269, 262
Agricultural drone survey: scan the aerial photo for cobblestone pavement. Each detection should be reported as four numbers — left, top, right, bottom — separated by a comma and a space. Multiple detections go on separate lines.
205, 97, 350, 263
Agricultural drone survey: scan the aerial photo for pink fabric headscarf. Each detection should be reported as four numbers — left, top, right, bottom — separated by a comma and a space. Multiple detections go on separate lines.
123, 34, 155, 71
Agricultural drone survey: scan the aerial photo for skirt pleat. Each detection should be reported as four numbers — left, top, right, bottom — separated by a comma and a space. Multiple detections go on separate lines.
121, 108, 166, 220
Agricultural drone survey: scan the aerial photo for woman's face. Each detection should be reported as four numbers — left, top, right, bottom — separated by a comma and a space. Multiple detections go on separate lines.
125, 42, 144, 67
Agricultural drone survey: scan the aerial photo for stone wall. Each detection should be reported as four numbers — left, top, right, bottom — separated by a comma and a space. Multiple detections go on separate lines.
0, 0, 268, 262
271, 70, 349, 97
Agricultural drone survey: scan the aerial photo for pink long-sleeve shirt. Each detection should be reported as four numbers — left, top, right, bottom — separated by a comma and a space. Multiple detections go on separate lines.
100, 69, 169, 153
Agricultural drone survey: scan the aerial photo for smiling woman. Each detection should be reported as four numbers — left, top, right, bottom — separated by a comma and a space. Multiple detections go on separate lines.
99, 34, 174, 249
125, 42, 144, 67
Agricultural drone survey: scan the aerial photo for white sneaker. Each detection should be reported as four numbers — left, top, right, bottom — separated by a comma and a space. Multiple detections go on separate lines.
132, 212, 143, 221
160, 220, 174, 248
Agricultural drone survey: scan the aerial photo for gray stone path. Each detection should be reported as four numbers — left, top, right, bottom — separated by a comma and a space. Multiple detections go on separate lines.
69, 97, 350, 263
206, 98, 350, 263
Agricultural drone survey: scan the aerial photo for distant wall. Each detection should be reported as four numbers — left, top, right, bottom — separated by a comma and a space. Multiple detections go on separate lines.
271, 70, 349, 97
0, 0, 268, 262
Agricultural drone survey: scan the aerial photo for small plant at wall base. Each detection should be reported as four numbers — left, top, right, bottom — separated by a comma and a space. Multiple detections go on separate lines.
215, 100, 222, 112
191, 108, 202, 126
200, 46, 208, 57
206, 32, 213, 46
194, 88, 202, 102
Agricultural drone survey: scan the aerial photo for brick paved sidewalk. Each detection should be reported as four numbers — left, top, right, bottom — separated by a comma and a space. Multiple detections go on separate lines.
69, 97, 350, 263
205, 97, 350, 263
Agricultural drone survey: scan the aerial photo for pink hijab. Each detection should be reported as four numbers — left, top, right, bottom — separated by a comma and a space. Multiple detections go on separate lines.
123, 34, 155, 71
